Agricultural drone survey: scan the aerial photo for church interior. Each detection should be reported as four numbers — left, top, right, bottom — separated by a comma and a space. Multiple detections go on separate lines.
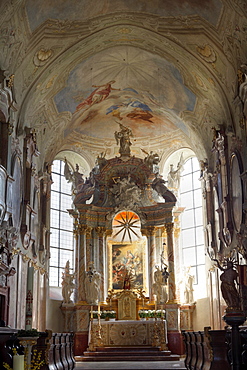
1, 0, 247, 369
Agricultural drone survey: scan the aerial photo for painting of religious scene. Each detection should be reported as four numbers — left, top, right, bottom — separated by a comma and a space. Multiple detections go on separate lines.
112, 242, 143, 290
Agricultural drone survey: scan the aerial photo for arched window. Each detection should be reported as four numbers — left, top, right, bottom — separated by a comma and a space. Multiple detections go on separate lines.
180, 157, 206, 298
49, 160, 74, 287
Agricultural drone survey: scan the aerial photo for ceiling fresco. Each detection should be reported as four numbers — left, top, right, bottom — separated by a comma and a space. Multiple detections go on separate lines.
1, 0, 245, 165
55, 46, 195, 139
25, 0, 223, 32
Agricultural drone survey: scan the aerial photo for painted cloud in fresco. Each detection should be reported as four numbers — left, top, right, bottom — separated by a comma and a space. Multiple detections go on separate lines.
26, 0, 222, 32
54, 46, 196, 139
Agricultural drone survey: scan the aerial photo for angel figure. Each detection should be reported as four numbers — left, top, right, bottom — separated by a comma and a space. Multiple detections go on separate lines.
213, 258, 241, 312
64, 157, 84, 194
167, 153, 185, 189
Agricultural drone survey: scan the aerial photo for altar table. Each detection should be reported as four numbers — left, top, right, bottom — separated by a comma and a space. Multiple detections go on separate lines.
89, 319, 167, 346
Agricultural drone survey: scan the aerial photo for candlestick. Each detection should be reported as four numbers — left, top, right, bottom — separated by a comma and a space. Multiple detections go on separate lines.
13, 354, 24, 370
90, 305, 93, 319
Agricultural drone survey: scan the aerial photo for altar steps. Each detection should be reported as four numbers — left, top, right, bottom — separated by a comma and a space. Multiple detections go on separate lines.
76, 346, 180, 362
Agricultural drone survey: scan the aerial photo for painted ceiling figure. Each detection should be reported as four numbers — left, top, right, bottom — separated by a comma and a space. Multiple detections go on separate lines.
75, 80, 119, 111
114, 122, 133, 157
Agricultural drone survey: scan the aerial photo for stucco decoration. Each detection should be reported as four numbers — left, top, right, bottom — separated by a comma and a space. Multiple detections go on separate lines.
25, 0, 223, 32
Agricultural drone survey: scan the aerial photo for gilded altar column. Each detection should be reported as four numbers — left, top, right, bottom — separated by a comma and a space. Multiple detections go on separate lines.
143, 226, 156, 301
165, 222, 177, 303
96, 227, 106, 301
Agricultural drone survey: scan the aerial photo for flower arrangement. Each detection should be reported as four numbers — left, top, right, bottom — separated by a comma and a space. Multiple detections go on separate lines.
138, 309, 166, 319
3, 346, 45, 370
92, 310, 116, 319
17, 328, 40, 337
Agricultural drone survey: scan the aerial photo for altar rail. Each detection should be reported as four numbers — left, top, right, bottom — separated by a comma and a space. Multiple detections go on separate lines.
0, 329, 75, 370
182, 327, 230, 370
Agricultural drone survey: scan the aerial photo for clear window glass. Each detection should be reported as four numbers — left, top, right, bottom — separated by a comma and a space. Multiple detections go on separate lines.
180, 157, 206, 293
49, 160, 74, 287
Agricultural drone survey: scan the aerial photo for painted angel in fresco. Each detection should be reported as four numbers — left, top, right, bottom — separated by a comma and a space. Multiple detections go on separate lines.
75, 80, 120, 111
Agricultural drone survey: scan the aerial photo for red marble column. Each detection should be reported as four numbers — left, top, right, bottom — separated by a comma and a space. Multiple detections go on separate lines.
77, 225, 87, 302
96, 227, 106, 301
165, 222, 177, 303
143, 226, 156, 301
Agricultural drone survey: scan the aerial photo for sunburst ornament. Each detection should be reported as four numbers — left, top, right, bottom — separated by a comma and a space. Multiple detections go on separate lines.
112, 211, 141, 243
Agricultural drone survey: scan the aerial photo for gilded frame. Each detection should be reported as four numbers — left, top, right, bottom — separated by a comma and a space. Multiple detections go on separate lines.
107, 239, 147, 293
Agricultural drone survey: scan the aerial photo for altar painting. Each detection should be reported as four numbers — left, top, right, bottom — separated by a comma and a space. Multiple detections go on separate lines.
112, 242, 144, 290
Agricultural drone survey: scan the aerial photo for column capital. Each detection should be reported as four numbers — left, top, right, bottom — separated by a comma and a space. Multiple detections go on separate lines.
86, 226, 92, 237
78, 225, 88, 235
165, 222, 174, 234
95, 226, 106, 237
142, 226, 156, 237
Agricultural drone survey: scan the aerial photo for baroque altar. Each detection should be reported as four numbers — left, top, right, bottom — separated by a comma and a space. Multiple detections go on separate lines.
62, 123, 184, 355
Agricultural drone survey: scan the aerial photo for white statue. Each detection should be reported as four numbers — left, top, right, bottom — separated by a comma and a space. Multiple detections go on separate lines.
61, 261, 75, 304
64, 157, 84, 195
84, 264, 101, 305
184, 266, 195, 304
167, 153, 184, 189
152, 265, 169, 304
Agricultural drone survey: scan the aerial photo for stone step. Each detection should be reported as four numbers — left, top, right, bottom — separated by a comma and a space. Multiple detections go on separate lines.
75, 346, 180, 362
77, 354, 180, 362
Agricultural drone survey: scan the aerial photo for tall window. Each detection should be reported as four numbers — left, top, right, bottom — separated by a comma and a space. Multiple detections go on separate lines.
49, 160, 74, 287
180, 157, 206, 297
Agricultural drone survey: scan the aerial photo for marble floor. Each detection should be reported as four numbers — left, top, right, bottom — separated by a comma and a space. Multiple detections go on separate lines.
75, 360, 187, 369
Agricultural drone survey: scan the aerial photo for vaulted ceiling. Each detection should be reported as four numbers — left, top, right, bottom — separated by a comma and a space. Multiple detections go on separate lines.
1, 0, 246, 173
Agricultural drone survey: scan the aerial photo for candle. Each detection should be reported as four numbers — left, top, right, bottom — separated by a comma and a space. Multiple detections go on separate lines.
13, 354, 24, 370
98, 303, 100, 314
110, 298, 112, 309
142, 298, 144, 309
90, 305, 93, 319
155, 298, 157, 311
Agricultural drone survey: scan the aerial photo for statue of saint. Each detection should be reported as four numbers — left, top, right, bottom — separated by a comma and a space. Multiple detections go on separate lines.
213, 258, 241, 312
184, 267, 195, 304
167, 153, 184, 189
114, 123, 133, 157
84, 264, 101, 305
61, 261, 75, 304
152, 265, 169, 304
